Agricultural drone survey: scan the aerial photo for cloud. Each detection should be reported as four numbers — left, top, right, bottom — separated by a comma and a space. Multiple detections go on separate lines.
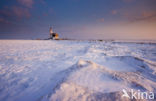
97, 18, 104, 22
0, 9, 12, 17
43, 13, 48, 17
124, 11, 156, 22
17, 0, 34, 8
0, 6, 31, 19
0, 17, 10, 24
122, 0, 134, 3
12, 6, 31, 18
39, 0, 46, 5
111, 10, 118, 15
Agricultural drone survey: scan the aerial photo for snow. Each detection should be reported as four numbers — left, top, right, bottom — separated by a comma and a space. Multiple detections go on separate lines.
0, 40, 156, 101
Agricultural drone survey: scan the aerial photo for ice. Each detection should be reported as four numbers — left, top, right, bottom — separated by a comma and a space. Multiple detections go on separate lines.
0, 40, 156, 101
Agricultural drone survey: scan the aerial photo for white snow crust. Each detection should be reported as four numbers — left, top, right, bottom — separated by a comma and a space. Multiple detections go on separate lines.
0, 40, 156, 101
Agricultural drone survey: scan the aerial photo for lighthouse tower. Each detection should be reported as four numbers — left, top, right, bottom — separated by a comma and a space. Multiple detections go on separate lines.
49, 27, 53, 39
49, 26, 59, 40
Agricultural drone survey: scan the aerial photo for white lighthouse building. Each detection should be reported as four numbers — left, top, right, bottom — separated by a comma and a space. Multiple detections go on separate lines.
49, 27, 59, 40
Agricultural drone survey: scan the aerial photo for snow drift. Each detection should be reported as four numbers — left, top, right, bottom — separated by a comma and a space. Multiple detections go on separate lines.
0, 40, 156, 101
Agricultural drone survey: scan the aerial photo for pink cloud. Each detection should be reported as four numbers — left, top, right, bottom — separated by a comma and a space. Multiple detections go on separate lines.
97, 18, 104, 22
12, 6, 31, 18
0, 17, 10, 24
43, 13, 48, 17
122, 10, 156, 22
142, 11, 156, 18
0, 9, 12, 17
39, 0, 46, 5
122, 0, 134, 3
111, 10, 118, 15
17, 0, 34, 8
0, 6, 31, 20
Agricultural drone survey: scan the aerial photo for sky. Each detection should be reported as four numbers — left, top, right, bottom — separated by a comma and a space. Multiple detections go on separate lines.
0, 0, 156, 40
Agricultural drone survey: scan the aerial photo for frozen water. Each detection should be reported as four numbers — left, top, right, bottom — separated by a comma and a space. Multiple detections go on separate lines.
0, 40, 156, 101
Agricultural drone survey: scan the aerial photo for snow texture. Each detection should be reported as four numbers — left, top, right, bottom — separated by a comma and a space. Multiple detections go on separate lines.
0, 40, 156, 101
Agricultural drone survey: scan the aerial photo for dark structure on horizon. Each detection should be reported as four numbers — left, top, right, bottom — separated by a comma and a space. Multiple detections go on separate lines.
49, 27, 59, 40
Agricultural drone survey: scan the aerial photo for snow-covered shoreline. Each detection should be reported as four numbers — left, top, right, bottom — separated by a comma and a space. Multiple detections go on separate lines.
0, 40, 156, 101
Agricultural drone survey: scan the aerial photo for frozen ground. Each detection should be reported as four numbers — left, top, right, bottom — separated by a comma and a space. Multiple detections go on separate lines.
0, 40, 156, 101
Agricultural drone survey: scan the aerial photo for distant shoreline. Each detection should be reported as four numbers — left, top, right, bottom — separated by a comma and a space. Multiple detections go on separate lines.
0, 39, 156, 44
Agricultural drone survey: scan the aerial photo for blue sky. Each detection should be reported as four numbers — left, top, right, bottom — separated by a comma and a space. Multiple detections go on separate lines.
0, 0, 156, 39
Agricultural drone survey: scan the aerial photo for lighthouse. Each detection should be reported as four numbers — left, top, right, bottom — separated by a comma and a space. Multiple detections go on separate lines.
49, 27, 59, 40
49, 27, 53, 39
